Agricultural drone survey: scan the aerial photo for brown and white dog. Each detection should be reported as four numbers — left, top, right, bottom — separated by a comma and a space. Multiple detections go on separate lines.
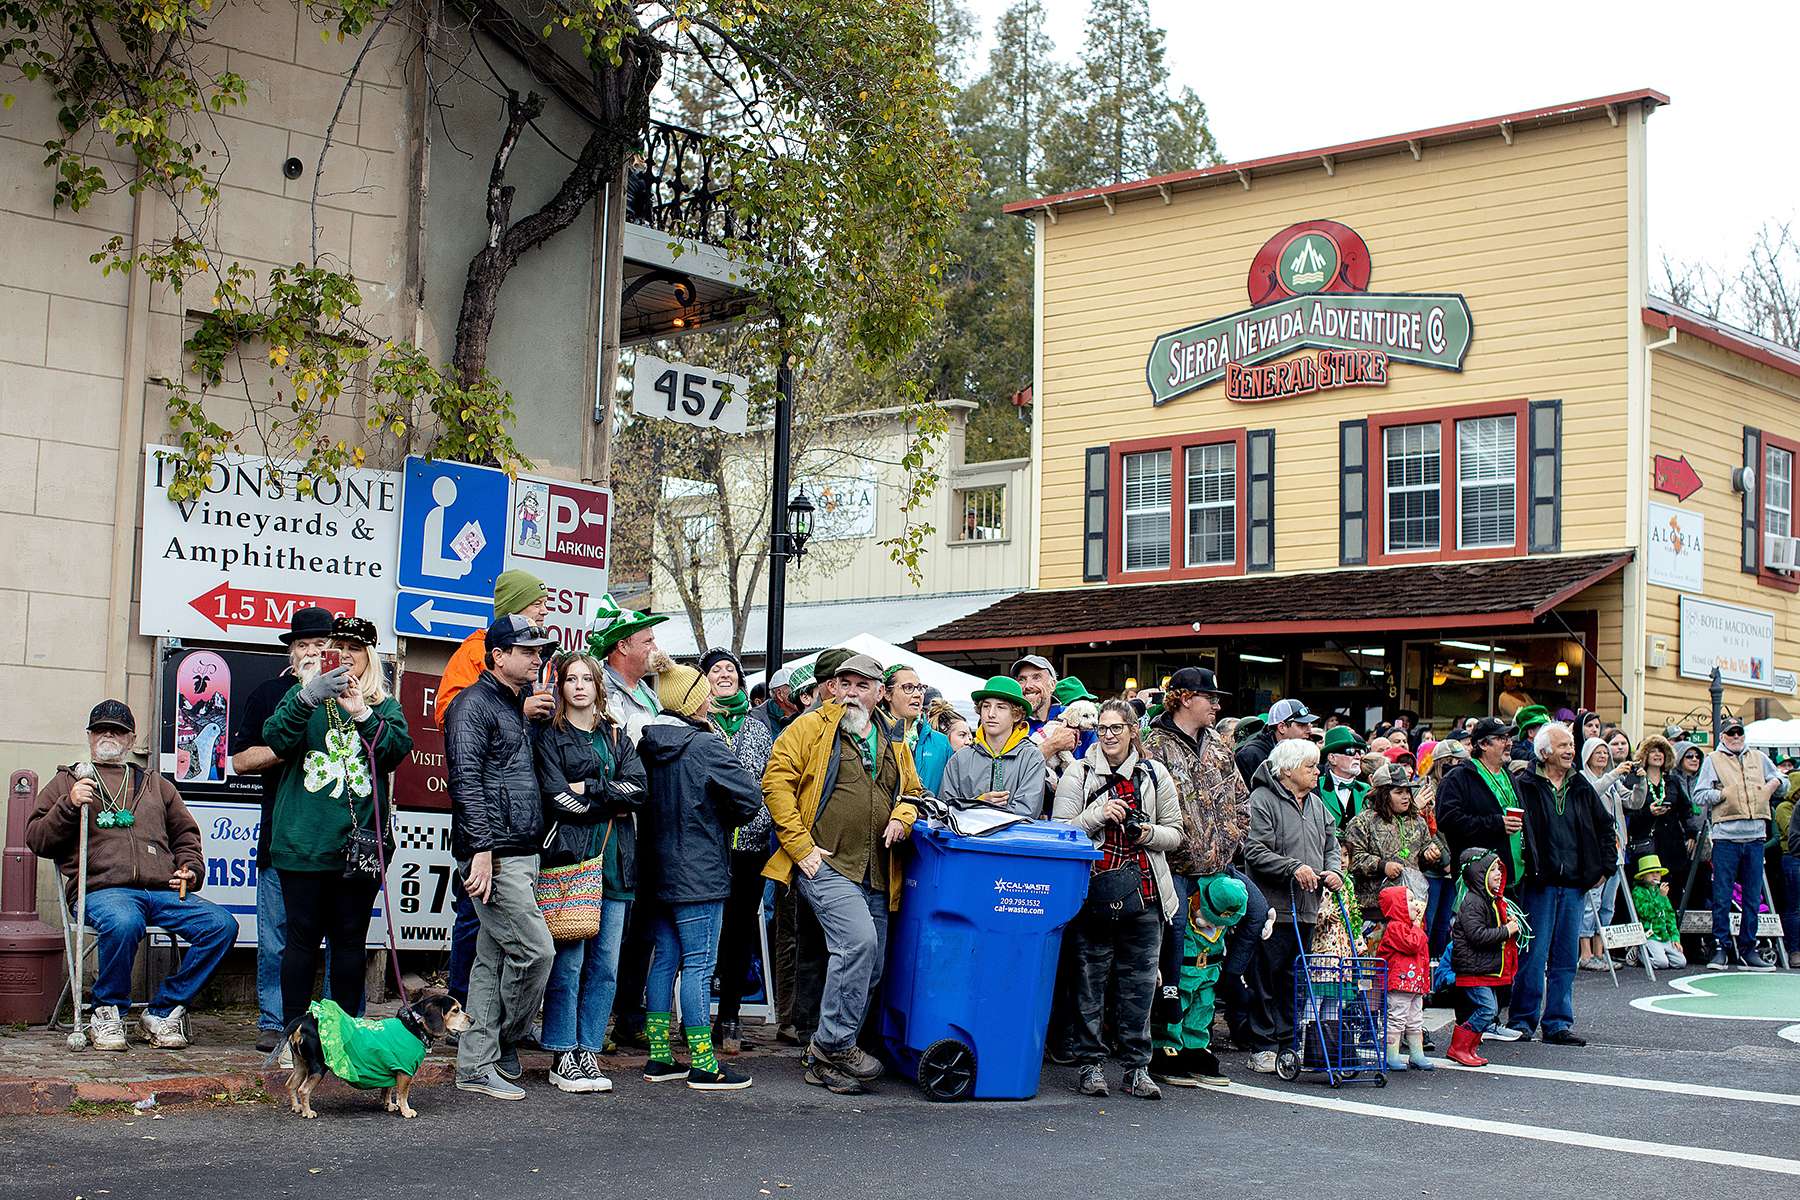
268, 991, 471, 1119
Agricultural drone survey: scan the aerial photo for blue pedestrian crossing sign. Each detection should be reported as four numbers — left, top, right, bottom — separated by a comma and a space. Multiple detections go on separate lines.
394, 457, 510, 642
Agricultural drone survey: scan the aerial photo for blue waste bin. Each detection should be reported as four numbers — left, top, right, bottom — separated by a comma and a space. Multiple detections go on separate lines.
880, 817, 1100, 1101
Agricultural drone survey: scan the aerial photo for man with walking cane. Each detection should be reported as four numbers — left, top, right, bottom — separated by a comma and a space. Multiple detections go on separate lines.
27, 701, 238, 1051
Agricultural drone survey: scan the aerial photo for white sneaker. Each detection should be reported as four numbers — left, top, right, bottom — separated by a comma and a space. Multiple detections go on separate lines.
141, 1006, 189, 1049
1248, 1050, 1278, 1074
1483, 1025, 1524, 1042
89, 1005, 129, 1052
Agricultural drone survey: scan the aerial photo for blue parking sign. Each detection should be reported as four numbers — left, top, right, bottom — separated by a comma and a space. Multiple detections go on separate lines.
395, 457, 510, 642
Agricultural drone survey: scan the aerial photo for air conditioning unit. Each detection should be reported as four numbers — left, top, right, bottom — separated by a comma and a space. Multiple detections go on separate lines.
1766, 533, 1799, 572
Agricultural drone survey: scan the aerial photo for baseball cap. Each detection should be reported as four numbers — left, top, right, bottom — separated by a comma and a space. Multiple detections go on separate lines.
1469, 716, 1514, 744
487, 613, 555, 651
834, 652, 884, 681
1268, 698, 1317, 726
769, 667, 792, 691
1011, 654, 1056, 677
86, 699, 135, 733
1722, 718, 1746, 735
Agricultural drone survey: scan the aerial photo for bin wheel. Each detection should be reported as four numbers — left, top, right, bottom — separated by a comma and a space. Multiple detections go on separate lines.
1329, 1077, 1342, 1089
917, 1038, 975, 1102
1274, 1052, 1299, 1082
1376, 1074, 1388, 1088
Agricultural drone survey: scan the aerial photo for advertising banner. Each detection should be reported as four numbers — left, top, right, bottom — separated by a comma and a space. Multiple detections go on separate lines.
1647, 502, 1705, 592
158, 646, 289, 800
1679, 594, 1776, 689
139, 446, 401, 652
392, 670, 450, 812
504, 472, 613, 652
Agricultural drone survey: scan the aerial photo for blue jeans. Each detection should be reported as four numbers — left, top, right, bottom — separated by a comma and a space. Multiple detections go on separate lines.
1781, 857, 1800, 954
255, 867, 340, 1031
1463, 986, 1499, 1034
1711, 838, 1767, 952
446, 887, 481, 1005
541, 898, 630, 1052
1425, 875, 1457, 959
645, 900, 725, 1029
1508, 884, 1583, 1035
1579, 871, 1621, 938
86, 887, 238, 1016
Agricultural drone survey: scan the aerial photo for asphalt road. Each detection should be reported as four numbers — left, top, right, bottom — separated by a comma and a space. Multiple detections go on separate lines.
6, 970, 1798, 1200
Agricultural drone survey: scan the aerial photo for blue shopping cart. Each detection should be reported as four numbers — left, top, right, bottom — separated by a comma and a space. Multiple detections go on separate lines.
1274, 885, 1388, 1088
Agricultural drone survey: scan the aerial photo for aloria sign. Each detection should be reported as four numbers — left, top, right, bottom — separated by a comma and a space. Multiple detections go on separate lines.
1146, 220, 1474, 406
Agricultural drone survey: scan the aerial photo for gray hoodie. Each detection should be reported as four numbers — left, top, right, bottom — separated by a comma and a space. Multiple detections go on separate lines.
940, 730, 1049, 818
1242, 758, 1344, 922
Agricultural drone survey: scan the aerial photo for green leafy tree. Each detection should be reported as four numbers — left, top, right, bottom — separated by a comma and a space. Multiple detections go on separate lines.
1041, 0, 1220, 191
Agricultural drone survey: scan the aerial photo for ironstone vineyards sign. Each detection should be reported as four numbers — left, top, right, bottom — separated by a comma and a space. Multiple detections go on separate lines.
1145, 220, 1474, 406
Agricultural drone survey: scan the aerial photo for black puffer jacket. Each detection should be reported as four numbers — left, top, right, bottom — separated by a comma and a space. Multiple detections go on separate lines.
1450, 849, 1515, 985
1234, 726, 1279, 786
637, 716, 763, 904
534, 718, 648, 881
1433, 761, 1515, 885
445, 671, 543, 860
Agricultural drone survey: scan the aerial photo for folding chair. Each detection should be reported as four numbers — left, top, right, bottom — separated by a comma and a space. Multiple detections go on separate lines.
49, 890, 184, 1030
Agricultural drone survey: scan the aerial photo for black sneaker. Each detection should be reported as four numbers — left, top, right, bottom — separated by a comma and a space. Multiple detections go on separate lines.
804, 1057, 867, 1095
688, 1063, 752, 1091
1542, 1029, 1587, 1046
496, 1047, 523, 1081
1740, 949, 1777, 972
255, 1029, 281, 1053
643, 1059, 688, 1082
1707, 947, 1732, 971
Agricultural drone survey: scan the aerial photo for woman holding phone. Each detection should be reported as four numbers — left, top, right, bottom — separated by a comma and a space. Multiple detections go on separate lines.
263, 616, 412, 1028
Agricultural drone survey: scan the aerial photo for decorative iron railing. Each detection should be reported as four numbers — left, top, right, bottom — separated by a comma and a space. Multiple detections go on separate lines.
629, 120, 762, 249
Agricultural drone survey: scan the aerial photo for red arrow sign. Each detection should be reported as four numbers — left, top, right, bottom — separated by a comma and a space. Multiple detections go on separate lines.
1653, 454, 1703, 502
189, 581, 357, 633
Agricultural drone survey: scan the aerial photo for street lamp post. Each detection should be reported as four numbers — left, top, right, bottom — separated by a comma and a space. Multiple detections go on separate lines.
763, 346, 815, 676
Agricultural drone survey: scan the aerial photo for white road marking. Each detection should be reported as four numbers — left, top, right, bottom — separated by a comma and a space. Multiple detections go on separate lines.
1428, 1058, 1800, 1107
1223, 1083, 1800, 1177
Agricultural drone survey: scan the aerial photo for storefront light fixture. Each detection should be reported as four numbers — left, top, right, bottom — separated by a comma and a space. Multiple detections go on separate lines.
1440, 639, 1498, 654
1351, 647, 1386, 657
1432, 670, 1448, 686
1510, 664, 1525, 677
1470, 665, 1486, 680
1555, 660, 1571, 677
1240, 653, 1283, 664
1124, 676, 1139, 691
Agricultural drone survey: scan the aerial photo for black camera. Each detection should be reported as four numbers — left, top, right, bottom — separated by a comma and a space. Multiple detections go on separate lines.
1120, 809, 1147, 842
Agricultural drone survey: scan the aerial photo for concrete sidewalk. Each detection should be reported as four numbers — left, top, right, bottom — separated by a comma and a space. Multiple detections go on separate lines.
0, 1007, 789, 1116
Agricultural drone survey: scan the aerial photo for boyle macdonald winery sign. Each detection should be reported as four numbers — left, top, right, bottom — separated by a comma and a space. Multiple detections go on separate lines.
1146, 220, 1474, 406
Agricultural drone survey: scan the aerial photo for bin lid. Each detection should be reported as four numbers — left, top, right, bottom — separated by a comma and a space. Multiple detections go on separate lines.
915, 816, 1101, 861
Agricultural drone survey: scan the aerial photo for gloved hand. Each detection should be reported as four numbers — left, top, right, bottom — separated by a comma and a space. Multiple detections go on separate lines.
300, 665, 352, 706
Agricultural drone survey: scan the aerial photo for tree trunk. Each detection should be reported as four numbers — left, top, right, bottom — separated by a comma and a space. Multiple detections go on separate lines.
449, 31, 663, 388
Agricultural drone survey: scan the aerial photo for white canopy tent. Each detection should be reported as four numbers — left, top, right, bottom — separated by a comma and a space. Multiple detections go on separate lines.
748, 632, 985, 720
1744, 717, 1800, 758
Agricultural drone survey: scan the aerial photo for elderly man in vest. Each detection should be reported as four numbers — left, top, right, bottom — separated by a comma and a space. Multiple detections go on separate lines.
1694, 718, 1787, 971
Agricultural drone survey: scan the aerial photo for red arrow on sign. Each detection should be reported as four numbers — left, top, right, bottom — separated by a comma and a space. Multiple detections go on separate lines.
1653, 454, 1703, 502
189, 581, 356, 633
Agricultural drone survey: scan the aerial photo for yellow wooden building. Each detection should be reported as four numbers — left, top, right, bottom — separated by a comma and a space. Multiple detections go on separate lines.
917, 89, 1800, 740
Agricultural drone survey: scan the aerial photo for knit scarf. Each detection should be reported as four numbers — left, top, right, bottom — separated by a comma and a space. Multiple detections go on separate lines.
712, 688, 752, 735
1475, 761, 1526, 883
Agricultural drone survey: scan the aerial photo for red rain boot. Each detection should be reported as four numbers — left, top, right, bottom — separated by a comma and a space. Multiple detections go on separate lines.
1446, 1023, 1489, 1067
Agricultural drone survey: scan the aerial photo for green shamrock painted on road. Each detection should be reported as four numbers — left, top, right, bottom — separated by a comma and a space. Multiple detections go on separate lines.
1632, 973, 1800, 1043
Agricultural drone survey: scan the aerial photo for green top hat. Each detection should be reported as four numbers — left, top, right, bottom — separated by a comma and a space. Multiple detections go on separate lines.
1319, 725, 1366, 756
971, 675, 1029, 711
1513, 704, 1551, 733
1195, 872, 1249, 929
1053, 676, 1098, 705
1633, 854, 1667, 881
586, 592, 668, 656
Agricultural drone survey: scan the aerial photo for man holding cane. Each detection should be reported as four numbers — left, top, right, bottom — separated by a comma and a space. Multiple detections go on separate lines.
27, 701, 237, 1051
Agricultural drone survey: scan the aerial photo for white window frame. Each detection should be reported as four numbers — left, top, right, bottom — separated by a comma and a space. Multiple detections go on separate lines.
1765, 443, 1794, 543
1456, 414, 1517, 550
950, 483, 1008, 544
1184, 442, 1237, 567
1383, 423, 1441, 554
1122, 449, 1172, 572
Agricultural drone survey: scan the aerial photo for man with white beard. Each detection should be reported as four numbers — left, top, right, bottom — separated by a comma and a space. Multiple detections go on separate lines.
28, 701, 238, 1051
761, 653, 923, 1095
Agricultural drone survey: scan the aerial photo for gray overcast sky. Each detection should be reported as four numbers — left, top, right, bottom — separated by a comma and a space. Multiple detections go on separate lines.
962, 0, 1799, 280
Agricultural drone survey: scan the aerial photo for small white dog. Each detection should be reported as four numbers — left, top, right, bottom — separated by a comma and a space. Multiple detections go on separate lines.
1052, 699, 1101, 774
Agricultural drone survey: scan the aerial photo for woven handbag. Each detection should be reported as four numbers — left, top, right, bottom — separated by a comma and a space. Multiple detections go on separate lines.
534, 824, 610, 942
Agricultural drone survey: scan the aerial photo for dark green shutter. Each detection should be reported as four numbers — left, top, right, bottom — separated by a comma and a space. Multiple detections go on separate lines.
1743, 427, 1761, 574
1083, 446, 1109, 581
1247, 429, 1275, 572
1340, 419, 1367, 565
1528, 399, 1561, 553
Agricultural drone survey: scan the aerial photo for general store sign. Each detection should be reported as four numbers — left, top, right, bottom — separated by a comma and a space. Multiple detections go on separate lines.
1679, 594, 1776, 689
1146, 220, 1474, 406
140, 446, 401, 652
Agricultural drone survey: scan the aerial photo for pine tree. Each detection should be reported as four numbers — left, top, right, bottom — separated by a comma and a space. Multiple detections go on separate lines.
1042, 0, 1219, 192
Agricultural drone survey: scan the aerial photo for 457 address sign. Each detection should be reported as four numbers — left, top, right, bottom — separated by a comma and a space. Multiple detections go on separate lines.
630, 354, 750, 435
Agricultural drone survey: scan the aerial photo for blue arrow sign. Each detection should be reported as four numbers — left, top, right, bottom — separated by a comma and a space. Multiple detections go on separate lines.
395, 457, 510, 643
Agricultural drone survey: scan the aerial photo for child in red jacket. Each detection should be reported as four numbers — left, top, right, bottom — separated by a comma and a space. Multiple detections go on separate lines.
1377, 884, 1433, 1071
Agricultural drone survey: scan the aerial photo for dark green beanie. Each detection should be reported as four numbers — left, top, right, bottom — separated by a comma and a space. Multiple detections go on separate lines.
493, 569, 547, 618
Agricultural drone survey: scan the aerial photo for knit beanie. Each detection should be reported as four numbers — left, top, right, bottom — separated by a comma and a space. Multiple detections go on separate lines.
699, 646, 744, 683
493, 569, 548, 618
657, 664, 711, 720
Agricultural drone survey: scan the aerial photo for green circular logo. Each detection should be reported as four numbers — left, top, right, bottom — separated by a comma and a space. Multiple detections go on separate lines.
1276, 231, 1340, 295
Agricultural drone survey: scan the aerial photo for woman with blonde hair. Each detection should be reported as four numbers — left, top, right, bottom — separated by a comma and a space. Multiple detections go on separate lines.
264, 615, 412, 1029
534, 652, 647, 1094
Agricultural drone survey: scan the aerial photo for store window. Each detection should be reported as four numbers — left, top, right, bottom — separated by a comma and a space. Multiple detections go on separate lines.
1384, 423, 1441, 553
951, 483, 1007, 543
1123, 449, 1172, 571
1457, 415, 1517, 549
1759, 433, 1800, 589
1185, 442, 1236, 567
1766, 444, 1793, 542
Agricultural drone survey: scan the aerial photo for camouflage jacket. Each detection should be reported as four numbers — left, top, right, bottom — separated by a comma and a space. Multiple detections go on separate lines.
1140, 713, 1249, 877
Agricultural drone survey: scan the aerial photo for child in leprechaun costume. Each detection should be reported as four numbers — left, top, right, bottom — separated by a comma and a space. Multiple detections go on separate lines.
1629, 855, 1687, 970
1150, 873, 1248, 1088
